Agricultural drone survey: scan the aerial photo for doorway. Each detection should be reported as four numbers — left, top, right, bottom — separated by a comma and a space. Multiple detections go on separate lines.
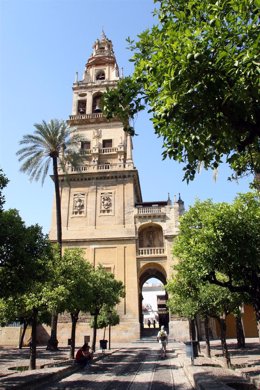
139, 265, 169, 339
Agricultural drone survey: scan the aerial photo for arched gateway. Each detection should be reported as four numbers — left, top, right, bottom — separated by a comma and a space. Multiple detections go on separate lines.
139, 262, 169, 336
48, 33, 187, 344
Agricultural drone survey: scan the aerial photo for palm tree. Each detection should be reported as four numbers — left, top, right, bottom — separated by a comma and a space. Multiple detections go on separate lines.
17, 119, 81, 349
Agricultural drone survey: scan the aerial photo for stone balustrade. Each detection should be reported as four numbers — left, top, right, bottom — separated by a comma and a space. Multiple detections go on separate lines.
69, 113, 104, 121
137, 207, 163, 215
80, 147, 118, 155
58, 162, 127, 173
100, 147, 118, 154
138, 247, 165, 256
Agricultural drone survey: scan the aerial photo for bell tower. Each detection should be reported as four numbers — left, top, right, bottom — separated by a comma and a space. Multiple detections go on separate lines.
49, 33, 186, 343
69, 31, 136, 173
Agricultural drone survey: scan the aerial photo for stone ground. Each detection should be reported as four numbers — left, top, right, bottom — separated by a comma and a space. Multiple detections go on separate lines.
0, 338, 259, 389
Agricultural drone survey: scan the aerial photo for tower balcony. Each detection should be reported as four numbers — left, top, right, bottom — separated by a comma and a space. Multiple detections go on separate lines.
80, 147, 120, 156
134, 205, 167, 221
137, 247, 165, 257
100, 147, 119, 154
58, 161, 134, 174
68, 113, 119, 125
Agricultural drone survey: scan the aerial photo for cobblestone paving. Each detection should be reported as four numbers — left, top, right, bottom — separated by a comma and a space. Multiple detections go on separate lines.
41, 346, 193, 390
0, 339, 259, 389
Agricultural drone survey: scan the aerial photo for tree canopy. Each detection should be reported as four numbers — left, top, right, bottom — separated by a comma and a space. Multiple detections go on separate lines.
0, 209, 52, 298
89, 265, 125, 351
55, 248, 93, 315
16, 119, 82, 185
88, 265, 125, 315
103, 0, 260, 183
0, 169, 8, 211
167, 254, 246, 321
172, 192, 260, 333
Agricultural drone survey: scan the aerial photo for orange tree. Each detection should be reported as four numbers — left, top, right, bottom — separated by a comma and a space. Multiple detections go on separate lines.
103, 0, 260, 184
88, 265, 124, 352
171, 192, 260, 338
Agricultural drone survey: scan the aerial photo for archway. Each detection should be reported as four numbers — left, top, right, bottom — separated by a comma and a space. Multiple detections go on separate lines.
92, 92, 103, 113
139, 263, 169, 339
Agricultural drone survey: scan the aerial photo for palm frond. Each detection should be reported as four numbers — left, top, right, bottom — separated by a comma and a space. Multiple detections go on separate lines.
17, 119, 74, 184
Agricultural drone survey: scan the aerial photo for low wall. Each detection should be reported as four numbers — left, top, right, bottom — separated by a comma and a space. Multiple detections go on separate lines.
0, 327, 21, 346
169, 319, 189, 341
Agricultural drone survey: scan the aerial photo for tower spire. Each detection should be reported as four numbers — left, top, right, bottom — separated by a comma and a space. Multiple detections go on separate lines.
101, 28, 106, 40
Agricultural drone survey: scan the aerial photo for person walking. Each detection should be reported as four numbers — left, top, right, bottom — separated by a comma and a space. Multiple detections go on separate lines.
157, 325, 168, 358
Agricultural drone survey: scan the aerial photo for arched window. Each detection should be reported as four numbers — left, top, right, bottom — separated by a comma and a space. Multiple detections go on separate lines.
92, 93, 102, 113
138, 225, 164, 248
77, 100, 86, 114
96, 70, 105, 80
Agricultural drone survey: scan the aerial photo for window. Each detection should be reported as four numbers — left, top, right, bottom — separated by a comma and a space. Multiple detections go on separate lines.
81, 141, 90, 150
96, 70, 105, 80
77, 100, 86, 114
92, 94, 102, 113
102, 139, 112, 148
103, 266, 112, 273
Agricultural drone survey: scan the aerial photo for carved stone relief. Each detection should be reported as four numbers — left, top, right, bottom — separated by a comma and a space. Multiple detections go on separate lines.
72, 193, 86, 216
100, 191, 113, 214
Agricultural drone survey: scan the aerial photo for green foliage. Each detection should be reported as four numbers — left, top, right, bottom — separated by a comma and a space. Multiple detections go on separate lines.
172, 192, 260, 315
88, 265, 124, 351
88, 265, 125, 315
90, 305, 120, 329
102, 76, 145, 135
16, 119, 83, 185
0, 229, 55, 336
51, 248, 94, 315
0, 294, 52, 327
105, 0, 260, 182
0, 169, 9, 211
167, 262, 246, 320
0, 212, 52, 298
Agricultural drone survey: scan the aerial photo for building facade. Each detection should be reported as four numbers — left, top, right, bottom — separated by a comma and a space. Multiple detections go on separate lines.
0, 33, 257, 347
48, 33, 188, 344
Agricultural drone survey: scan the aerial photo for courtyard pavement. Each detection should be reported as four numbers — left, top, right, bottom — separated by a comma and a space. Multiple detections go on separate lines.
0, 338, 259, 389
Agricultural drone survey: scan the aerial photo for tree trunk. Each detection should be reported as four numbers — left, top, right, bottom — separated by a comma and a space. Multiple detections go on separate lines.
194, 316, 201, 353
253, 172, 260, 341
218, 315, 231, 368
189, 318, 196, 340
29, 308, 38, 370
70, 312, 78, 359
103, 326, 106, 340
19, 320, 28, 349
204, 316, 211, 358
46, 311, 59, 351
92, 310, 99, 352
109, 324, 111, 350
235, 314, 245, 348
47, 156, 62, 350
252, 301, 260, 342
53, 156, 62, 251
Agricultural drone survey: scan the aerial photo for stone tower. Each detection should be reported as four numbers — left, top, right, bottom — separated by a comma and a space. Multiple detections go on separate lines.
49, 33, 186, 343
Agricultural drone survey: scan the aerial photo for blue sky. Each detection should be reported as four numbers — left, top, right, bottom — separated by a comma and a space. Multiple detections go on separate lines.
0, 0, 253, 234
